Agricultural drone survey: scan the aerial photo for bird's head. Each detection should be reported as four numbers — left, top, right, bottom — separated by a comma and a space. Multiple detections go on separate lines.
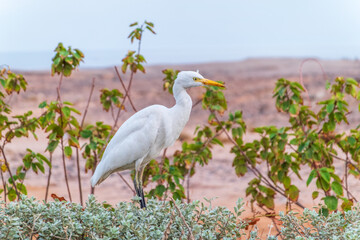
175, 71, 225, 89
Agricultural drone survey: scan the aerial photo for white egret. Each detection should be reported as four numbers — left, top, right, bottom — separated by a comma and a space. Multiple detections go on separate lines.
91, 71, 224, 208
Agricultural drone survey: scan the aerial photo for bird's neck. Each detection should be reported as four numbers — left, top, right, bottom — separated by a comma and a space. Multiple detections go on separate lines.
171, 82, 192, 131
173, 83, 192, 111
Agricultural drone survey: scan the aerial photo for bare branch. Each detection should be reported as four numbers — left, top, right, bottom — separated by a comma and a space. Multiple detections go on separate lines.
57, 85, 72, 202
45, 153, 53, 203
170, 197, 195, 240
161, 211, 174, 240
211, 110, 305, 209
80, 78, 96, 129
299, 58, 328, 107
76, 77, 95, 206
0, 162, 7, 203
117, 173, 135, 194
0, 146, 20, 200
114, 66, 137, 112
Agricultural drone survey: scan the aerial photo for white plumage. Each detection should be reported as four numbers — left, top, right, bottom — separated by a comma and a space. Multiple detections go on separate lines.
91, 71, 224, 208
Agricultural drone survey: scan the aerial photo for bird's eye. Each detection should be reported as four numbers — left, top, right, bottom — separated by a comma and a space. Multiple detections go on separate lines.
193, 77, 198, 81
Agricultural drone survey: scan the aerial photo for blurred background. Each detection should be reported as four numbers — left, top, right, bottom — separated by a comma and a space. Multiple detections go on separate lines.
1, 0, 360, 70
1, 0, 360, 221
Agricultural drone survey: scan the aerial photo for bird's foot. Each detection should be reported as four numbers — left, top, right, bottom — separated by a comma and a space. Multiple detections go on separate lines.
133, 179, 146, 209
140, 188, 146, 209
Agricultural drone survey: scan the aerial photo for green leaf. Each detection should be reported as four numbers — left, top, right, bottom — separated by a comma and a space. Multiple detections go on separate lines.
17, 182, 27, 195
35, 162, 45, 173
283, 176, 291, 189
211, 138, 224, 147
341, 199, 353, 211
36, 153, 51, 167
69, 136, 80, 148
312, 191, 319, 199
146, 26, 156, 34
286, 185, 299, 202
348, 136, 356, 146
60, 49, 69, 57
334, 112, 342, 122
64, 146, 72, 158
289, 104, 298, 115
8, 188, 17, 201
38, 101, 47, 108
129, 22, 138, 27
63, 64, 73, 77
47, 140, 59, 153
331, 181, 343, 196
319, 207, 329, 217
346, 78, 358, 85
324, 196, 338, 211
306, 169, 317, 186
326, 102, 335, 113
62, 106, 71, 118
80, 130, 92, 138
155, 184, 166, 197
234, 163, 247, 176
319, 168, 331, 183
263, 197, 274, 210
325, 80, 331, 89
69, 107, 81, 115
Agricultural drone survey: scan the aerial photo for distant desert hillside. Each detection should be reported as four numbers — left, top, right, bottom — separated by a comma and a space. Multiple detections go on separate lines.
14, 58, 360, 130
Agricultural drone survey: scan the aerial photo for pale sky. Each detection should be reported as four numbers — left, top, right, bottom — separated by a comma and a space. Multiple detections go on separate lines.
1, 0, 360, 69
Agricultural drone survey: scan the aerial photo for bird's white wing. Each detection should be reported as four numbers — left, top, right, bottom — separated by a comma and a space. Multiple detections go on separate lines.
91, 105, 167, 186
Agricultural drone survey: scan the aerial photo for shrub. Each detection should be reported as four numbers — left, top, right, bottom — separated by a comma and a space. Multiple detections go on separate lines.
280, 205, 360, 239
2, 196, 360, 239
0, 196, 252, 239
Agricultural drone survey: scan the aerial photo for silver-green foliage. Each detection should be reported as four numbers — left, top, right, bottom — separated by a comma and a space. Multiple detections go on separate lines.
280, 205, 360, 240
0, 196, 253, 240
4, 196, 360, 240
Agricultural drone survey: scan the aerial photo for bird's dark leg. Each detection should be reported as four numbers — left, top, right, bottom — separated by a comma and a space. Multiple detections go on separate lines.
138, 167, 146, 209
133, 167, 146, 209
133, 178, 141, 199
139, 167, 146, 208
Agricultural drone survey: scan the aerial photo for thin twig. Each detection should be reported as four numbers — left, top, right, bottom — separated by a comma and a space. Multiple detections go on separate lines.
60, 136, 72, 201
80, 78, 96, 128
117, 172, 135, 194
186, 173, 191, 204
211, 111, 305, 209
161, 211, 174, 240
185, 128, 225, 203
100, 75, 134, 156
97, 30, 144, 193
75, 149, 83, 205
56, 74, 64, 101
29, 214, 41, 240
258, 205, 282, 238
91, 150, 98, 194
299, 58, 328, 107
345, 153, 350, 199
330, 153, 360, 174
114, 66, 137, 112
57, 86, 72, 202
0, 163, 7, 203
0, 146, 20, 200
192, 98, 202, 109
76, 78, 95, 206
340, 182, 358, 202
45, 153, 53, 202
170, 197, 195, 240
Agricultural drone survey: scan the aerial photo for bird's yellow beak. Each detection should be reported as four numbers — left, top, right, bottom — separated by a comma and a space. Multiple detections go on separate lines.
196, 79, 225, 88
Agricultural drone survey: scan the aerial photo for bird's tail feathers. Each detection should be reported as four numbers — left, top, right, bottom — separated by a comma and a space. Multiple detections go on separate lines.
91, 171, 111, 187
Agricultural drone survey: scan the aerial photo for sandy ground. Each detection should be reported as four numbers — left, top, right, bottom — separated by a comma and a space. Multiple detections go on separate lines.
3, 58, 360, 235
